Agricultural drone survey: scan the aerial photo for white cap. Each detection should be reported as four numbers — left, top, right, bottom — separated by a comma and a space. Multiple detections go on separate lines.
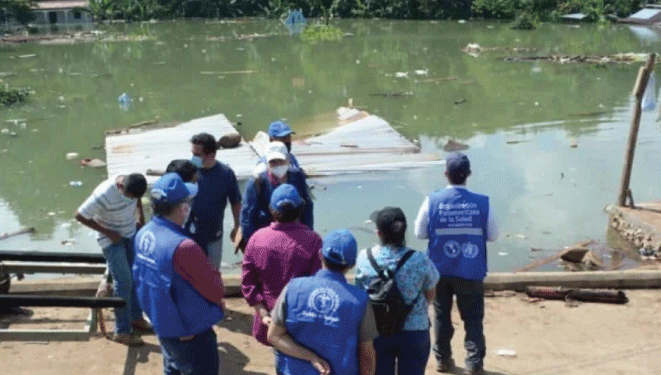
265, 141, 288, 162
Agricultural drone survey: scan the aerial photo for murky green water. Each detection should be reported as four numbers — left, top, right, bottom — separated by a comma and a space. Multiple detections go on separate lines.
1, 19, 660, 274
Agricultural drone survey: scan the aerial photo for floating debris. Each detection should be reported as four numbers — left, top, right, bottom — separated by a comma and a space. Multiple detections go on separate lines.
503, 53, 652, 64
394, 72, 409, 78
462, 43, 538, 57
414, 69, 429, 75
416, 76, 457, 83
65, 152, 79, 160
80, 158, 106, 168
369, 91, 413, 97
443, 139, 469, 152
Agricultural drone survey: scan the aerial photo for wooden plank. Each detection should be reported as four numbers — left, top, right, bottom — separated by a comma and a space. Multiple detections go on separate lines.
0, 329, 92, 341
0, 261, 107, 274
0, 295, 125, 308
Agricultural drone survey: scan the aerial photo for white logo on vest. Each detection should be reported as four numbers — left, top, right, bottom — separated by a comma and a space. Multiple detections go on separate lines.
443, 240, 461, 258
299, 287, 341, 326
139, 231, 156, 256
462, 242, 479, 259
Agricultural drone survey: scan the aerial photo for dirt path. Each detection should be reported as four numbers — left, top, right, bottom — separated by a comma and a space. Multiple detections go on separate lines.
2, 291, 661, 375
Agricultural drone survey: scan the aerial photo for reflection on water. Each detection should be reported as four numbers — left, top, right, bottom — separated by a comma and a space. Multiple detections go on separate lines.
0, 20, 660, 273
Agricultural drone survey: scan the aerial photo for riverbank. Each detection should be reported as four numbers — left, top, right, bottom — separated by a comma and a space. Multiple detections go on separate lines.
2, 290, 661, 374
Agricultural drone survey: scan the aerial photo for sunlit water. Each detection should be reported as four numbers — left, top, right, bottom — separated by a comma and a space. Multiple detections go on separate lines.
1, 19, 660, 275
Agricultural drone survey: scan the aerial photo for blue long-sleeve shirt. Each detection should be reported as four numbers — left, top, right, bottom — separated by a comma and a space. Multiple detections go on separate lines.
240, 168, 313, 241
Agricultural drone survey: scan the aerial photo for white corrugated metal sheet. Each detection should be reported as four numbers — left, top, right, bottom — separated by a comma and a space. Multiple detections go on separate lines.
105, 114, 259, 182
106, 109, 442, 182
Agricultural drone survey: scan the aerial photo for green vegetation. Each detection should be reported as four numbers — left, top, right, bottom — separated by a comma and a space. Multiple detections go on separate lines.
511, 11, 537, 29
0, 87, 29, 106
87, 0, 641, 22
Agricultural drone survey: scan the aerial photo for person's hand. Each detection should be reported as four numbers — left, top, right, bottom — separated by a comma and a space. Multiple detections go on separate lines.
310, 355, 331, 375
230, 227, 239, 241
107, 231, 122, 244
261, 315, 272, 326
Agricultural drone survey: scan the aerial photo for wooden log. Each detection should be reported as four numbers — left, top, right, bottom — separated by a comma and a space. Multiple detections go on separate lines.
617, 53, 656, 206
0, 227, 35, 241
0, 251, 105, 263
0, 295, 125, 308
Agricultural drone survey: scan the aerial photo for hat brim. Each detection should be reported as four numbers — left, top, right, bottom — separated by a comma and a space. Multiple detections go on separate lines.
271, 130, 294, 138
266, 152, 288, 162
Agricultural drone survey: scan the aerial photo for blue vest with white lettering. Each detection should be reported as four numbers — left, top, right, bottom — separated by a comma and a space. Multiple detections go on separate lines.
427, 187, 489, 280
133, 216, 223, 338
277, 269, 368, 375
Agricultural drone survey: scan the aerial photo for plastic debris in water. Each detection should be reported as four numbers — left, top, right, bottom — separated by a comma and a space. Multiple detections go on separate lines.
69, 181, 83, 186
414, 69, 429, 76
118, 93, 133, 111
395, 72, 409, 78
65, 152, 79, 160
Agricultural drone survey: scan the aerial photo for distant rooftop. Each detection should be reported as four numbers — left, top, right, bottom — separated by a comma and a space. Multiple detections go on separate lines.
33, 1, 89, 10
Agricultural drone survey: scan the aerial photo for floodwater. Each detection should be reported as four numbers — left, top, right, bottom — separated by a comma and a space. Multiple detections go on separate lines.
0, 19, 660, 274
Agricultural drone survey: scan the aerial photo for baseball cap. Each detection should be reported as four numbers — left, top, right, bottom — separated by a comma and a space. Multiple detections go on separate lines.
370, 207, 407, 233
265, 141, 288, 162
150, 173, 198, 205
446, 152, 471, 180
268, 121, 294, 138
270, 184, 303, 212
322, 229, 358, 267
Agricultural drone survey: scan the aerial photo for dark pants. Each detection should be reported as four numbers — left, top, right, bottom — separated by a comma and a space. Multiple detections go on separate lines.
160, 329, 219, 375
374, 330, 431, 375
433, 276, 486, 370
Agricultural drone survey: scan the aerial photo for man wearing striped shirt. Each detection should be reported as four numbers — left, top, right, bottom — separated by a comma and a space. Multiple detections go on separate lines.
75, 173, 152, 346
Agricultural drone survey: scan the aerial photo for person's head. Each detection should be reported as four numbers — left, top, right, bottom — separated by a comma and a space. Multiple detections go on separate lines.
269, 184, 303, 223
321, 229, 358, 274
165, 159, 199, 183
150, 173, 198, 226
445, 153, 471, 185
119, 173, 147, 199
371, 206, 407, 248
268, 121, 294, 152
190, 133, 217, 169
265, 141, 289, 179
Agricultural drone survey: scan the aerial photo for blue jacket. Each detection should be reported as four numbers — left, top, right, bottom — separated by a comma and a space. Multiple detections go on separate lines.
427, 188, 489, 280
133, 216, 224, 338
277, 269, 368, 375
240, 168, 313, 241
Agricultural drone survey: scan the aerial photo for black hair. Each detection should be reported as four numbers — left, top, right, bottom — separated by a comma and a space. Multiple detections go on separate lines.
191, 133, 218, 154
322, 257, 351, 273
270, 202, 302, 223
166, 159, 198, 183
447, 171, 468, 185
124, 174, 147, 198
380, 220, 407, 248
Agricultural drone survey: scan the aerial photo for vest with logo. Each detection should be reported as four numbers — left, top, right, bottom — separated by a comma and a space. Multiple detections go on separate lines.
277, 269, 368, 375
427, 187, 489, 280
133, 216, 224, 338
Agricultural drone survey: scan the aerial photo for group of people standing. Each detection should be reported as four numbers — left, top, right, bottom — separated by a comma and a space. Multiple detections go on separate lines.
74, 120, 497, 375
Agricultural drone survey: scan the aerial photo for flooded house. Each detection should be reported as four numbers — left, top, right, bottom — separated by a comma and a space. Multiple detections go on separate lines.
1, 0, 92, 32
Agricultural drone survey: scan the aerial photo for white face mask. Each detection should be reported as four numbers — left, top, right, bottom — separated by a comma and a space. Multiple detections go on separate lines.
270, 165, 288, 179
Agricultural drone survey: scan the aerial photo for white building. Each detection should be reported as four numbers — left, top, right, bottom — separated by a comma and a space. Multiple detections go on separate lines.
31, 1, 92, 26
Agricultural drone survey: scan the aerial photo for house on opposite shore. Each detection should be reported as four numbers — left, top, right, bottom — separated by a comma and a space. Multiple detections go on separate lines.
31, 1, 92, 26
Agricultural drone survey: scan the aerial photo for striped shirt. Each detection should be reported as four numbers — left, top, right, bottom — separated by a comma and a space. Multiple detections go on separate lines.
77, 177, 137, 249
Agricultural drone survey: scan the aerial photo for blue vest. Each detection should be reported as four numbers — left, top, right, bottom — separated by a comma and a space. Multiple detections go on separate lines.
133, 216, 224, 338
427, 187, 489, 280
277, 269, 368, 375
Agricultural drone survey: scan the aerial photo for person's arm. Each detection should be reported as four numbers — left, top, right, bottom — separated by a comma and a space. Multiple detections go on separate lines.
226, 168, 242, 239
413, 197, 430, 240
268, 323, 330, 375
296, 173, 314, 229
422, 254, 440, 304
241, 241, 265, 308
358, 341, 376, 375
240, 177, 259, 241
486, 200, 499, 242
172, 239, 224, 307
74, 212, 122, 243
136, 198, 145, 229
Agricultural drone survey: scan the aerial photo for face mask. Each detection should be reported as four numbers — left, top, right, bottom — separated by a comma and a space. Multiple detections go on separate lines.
283, 142, 292, 153
191, 156, 203, 168
181, 202, 191, 226
270, 165, 288, 179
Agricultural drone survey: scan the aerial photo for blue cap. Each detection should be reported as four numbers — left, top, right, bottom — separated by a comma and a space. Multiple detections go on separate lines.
446, 153, 471, 179
322, 229, 357, 267
268, 121, 294, 138
150, 173, 198, 205
270, 184, 303, 212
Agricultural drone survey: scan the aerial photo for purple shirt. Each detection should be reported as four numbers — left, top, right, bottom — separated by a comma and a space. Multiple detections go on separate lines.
241, 221, 322, 346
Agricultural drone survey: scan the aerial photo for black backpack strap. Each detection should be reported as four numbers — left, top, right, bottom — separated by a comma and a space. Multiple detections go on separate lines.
367, 247, 386, 279
394, 250, 416, 274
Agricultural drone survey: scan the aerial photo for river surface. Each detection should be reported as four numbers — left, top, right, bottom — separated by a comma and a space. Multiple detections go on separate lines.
1, 19, 660, 274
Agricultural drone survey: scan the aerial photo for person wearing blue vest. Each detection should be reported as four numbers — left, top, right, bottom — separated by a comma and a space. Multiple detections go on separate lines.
133, 173, 226, 375
267, 229, 378, 375
414, 153, 499, 375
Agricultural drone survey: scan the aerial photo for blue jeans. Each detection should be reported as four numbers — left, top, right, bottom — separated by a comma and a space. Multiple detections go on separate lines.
102, 237, 143, 334
373, 330, 431, 375
206, 236, 223, 270
433, 276, 486, 370
160, 329, 219, 375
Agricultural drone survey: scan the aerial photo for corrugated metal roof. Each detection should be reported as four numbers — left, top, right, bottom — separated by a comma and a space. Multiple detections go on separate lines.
105, 114, 259, 183
105, 108, 443, 182
34, 1, 89, 10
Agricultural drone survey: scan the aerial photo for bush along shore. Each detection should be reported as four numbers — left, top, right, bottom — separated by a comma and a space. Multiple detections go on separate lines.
87, 0, 642, 24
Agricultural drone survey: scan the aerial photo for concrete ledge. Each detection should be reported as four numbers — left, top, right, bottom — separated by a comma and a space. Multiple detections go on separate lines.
8, 271, 661, 297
